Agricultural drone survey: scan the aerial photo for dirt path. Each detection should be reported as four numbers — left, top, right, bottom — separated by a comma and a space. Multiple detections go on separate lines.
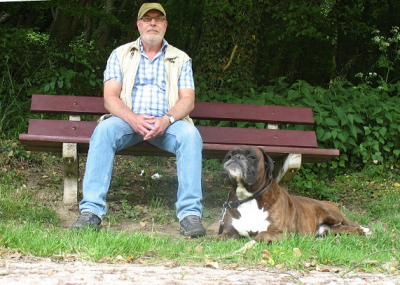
1, 257, 400, 285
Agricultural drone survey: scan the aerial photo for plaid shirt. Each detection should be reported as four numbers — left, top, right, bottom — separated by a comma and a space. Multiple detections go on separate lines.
104, 39, 195, 117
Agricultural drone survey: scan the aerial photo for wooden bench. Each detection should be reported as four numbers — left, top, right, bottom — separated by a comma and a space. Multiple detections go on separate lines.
19, 94, 340, 204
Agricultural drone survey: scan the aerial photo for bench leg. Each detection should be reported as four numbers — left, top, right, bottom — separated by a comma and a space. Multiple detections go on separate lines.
62, 143, 79, 204
273, 153, 302, 185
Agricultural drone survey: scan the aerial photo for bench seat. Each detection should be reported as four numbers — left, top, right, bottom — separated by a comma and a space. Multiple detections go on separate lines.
19, 120, 337, 162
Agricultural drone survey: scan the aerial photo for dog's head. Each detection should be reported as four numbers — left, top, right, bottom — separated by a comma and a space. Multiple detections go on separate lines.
223, 146, 274, 191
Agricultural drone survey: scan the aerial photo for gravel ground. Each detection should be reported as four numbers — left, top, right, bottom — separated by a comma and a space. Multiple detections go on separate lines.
1, 257, 400, 285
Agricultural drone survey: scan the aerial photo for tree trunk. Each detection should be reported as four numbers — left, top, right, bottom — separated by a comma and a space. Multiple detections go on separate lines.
48, 0, 89, 49
196, 0, 265, 92
84, 0, 93, 43
96, 0, 114, 50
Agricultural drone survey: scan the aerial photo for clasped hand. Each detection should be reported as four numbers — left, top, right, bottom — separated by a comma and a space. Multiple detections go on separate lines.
128, 113, 169, 141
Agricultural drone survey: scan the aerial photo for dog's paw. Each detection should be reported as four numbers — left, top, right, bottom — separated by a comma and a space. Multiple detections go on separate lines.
216, 234, 227, 241
360, 226, 372, 236
315, 224, 330, 237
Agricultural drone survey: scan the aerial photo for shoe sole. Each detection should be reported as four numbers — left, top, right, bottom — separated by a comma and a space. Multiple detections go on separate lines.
71, 224, 102, 231
180, 228, 206, 238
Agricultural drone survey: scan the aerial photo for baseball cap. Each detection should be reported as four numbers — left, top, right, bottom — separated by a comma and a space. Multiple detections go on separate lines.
137, 3, 166, 19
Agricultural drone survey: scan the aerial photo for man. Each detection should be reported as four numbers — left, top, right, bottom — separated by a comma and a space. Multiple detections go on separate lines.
71, 3, 206, 238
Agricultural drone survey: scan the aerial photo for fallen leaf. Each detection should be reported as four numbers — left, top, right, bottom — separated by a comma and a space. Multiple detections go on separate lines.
195, 246, 203, 253
293, 247, 302, 256
204, 259, 219, 269
165, 260, 179, 267
98, 256, 112, 263
125, 256, 135, 262
261, 249, 271, 259
304, 262, 313, 268
140, 221, 148, 227
227, 263, 239, 269
257, 260, 268, 266
261, 250, 275, 266
383, 259, 399, 273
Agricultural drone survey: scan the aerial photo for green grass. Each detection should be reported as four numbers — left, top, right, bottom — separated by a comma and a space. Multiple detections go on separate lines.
0, 140, 399, 273
0, 220, 398, 272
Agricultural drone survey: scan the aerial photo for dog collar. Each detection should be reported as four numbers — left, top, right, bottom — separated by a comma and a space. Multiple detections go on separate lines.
218, 179, 273, 235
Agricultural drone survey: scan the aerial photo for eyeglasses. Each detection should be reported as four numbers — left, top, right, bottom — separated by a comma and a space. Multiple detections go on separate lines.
139, 16, 166, 23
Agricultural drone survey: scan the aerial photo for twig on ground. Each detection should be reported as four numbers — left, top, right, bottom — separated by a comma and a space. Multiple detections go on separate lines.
341, 249, 400, 276
218, 240, 256, 259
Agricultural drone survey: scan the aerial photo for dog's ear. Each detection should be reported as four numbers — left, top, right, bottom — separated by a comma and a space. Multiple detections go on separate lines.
259, 147, 274, 178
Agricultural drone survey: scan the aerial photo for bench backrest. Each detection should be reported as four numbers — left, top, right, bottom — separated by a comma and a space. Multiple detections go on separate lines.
30, 94, 315, 125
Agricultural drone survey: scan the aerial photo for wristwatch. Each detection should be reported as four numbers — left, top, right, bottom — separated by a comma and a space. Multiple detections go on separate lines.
166, 113, 175, 124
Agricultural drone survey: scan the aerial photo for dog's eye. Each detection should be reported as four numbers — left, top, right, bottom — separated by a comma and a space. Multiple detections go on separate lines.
248, 155, 255, 160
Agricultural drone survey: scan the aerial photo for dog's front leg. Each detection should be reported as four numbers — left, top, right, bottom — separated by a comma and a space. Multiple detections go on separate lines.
217, 230, 241, 241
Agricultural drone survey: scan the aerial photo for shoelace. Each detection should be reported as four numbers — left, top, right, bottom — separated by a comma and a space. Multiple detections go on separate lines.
182, 216, 200, 226
79, 212, 96, 221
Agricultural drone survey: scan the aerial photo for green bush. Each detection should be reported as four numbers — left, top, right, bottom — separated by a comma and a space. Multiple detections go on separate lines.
195, 74, 400, 173
0, 27, 105, 138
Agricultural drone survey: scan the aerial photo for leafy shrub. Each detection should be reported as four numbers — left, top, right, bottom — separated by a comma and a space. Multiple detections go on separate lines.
196, 78, 400, 171
0, 27, 105, 138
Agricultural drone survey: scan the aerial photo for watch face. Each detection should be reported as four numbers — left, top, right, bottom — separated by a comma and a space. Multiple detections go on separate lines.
167, 114, 174, 124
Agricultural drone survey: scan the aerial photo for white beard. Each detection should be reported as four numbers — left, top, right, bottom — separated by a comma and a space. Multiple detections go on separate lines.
142, 31, 164, 46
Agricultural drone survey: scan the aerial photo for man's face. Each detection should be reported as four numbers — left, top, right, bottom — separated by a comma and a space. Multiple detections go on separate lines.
137, 10, 168, 46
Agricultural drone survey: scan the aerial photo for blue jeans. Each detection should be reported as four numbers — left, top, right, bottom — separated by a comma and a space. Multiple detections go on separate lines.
79, 116, 203, 221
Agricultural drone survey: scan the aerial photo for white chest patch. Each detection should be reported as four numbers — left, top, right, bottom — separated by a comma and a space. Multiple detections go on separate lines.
236, 183, 253, 200
231, 200, 270, 237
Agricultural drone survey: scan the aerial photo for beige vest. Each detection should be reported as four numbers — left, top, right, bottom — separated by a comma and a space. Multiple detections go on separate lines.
115, 38, 193, 124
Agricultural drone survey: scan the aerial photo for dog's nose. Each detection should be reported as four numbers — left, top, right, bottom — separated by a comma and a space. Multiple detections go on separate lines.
233, 154, 244, 160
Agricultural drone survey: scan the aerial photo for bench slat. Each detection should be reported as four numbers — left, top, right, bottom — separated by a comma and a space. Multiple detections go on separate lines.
30, 94, 314, 124
192, 102, 314, 124
24, 119, 318, 148
18, 135, 339, 163
31, 94, 107, 115
197, 126, 317, 148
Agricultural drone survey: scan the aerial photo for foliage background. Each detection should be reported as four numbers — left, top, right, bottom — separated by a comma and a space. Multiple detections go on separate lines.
0, 0, 399, 177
